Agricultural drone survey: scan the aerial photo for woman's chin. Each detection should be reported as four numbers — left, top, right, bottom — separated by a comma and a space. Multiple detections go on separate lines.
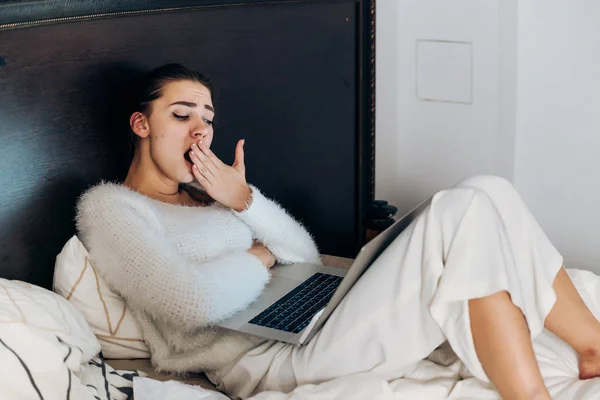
179, 161, 193, 181
182, 177, 195, 185
180, 169, 195, 184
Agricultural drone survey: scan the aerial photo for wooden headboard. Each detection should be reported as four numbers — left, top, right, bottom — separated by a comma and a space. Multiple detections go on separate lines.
0, 0, 376, 289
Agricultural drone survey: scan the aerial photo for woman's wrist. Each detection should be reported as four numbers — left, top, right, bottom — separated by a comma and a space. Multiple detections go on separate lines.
247, 245, 275, 269
233, 185, 253, 212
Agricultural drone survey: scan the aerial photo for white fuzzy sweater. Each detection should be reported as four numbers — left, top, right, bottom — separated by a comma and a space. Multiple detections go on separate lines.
76, 182, 321, 373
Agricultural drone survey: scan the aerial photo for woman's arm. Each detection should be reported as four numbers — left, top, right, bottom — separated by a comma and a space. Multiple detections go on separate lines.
188, 139, 322, 265
76, 187, 270, 330
234, 185, 322, 266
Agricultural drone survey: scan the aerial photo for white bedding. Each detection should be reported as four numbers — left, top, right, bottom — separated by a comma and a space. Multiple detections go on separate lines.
0, 279, 144, 400
4, 267, 598, 399
135, 268, 600, 400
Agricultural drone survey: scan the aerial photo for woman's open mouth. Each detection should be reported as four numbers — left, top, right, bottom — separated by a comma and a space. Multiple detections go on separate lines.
184, 151, 192, 168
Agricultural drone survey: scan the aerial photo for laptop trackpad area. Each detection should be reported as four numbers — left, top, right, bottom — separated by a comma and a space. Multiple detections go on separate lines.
218, 277, 302, 330
254, 276, 303, 310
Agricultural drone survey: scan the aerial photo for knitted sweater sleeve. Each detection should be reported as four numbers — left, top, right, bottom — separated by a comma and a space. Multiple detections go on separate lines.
76, 185, 270, 329
234, 185, 322, 265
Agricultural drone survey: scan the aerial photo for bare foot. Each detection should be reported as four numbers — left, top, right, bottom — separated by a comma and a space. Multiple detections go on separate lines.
579, 349, 600, 379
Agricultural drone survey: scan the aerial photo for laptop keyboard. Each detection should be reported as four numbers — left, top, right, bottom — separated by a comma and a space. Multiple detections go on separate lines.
249, 272, 343, 333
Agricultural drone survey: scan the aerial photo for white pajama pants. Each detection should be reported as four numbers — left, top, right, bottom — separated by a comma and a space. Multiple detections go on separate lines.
209, 175, 564, 399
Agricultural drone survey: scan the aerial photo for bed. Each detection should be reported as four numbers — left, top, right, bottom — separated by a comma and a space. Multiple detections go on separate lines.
3, 1, 600, 399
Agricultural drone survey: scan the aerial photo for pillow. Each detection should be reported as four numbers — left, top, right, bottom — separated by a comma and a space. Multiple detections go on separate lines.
53, 235, 150, 359
0, 278, 142, 399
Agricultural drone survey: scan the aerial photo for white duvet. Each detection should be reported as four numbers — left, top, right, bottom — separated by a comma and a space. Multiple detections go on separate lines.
135, 268, 600, 400
0, 279, 144, 400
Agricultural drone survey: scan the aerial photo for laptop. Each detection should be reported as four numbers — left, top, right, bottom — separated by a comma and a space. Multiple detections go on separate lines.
217, 196, 433, 346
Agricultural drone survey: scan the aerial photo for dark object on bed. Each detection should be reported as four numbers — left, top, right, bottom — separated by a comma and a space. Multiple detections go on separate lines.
0, 0, 376, 289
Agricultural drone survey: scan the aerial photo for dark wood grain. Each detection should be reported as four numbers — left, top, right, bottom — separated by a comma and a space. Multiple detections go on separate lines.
0, 0, 374, 289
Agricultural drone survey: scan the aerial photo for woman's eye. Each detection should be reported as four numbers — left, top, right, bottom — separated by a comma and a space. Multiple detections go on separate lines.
203, 118, 214, 126
173, 113, 189, 120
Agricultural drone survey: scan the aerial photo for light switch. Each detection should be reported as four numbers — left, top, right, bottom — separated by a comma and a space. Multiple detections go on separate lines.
416, 40, 473, 104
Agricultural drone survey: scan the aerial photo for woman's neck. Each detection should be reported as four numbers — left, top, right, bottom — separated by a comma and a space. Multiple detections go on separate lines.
124, 153, 182, 204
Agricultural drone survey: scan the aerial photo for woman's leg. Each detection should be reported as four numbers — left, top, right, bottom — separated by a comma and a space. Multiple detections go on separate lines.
455, 175, 600, 397
218, 175, 589, 399
470, 292, 551, 400
544, 267, 600, 379
469, 267, 600, 399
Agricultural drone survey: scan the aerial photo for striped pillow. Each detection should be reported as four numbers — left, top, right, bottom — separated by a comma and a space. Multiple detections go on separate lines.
53, 236, 150, 359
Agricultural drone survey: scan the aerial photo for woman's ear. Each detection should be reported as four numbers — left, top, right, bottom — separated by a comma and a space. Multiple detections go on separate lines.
130, 112, 150, 139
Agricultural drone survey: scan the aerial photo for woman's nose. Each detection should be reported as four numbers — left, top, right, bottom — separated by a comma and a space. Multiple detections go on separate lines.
192, 121, 210, 138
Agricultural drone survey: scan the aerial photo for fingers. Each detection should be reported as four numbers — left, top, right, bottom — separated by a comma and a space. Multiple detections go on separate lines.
189, 139, 247, 198
192, 163, 212, 186
190, 142, 220, 183
233, 139, 245, 173
194, 141, 222, 170
190, 151, 215, 184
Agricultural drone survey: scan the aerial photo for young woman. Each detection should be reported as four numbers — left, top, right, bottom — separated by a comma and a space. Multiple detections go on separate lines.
76, 64, 600, 400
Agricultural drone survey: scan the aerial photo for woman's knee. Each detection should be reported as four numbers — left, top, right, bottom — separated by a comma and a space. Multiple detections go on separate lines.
455, 175, 518, 201
457, 175, 512, 191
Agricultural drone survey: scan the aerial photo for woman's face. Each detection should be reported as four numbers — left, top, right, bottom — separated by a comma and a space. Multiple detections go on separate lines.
135, 79, 215, 184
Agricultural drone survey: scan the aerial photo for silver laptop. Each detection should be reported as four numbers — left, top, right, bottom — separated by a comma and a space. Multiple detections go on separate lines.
217, 196, 433, 346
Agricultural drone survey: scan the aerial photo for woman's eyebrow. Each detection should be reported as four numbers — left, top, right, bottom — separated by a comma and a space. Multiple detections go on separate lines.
169, 101, 214, 113
169, 101, 195, 107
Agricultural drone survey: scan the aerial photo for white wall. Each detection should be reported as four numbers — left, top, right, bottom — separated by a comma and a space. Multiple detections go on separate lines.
376, 0, 517, 214
377, 0, 600, 272
515, 1, 600, 272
